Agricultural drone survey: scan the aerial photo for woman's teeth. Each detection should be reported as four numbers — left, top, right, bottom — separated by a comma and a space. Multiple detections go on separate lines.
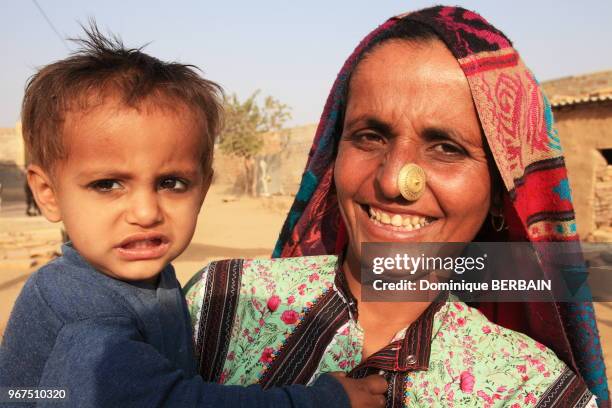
368, 207, 432, 231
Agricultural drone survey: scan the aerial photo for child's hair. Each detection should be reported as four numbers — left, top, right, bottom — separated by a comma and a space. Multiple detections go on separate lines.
22, 22, 223, 172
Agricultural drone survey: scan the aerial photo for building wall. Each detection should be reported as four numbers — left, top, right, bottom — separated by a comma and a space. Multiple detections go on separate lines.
0, 123, 26, 202
213, 124, 316, 195
0, 124, 24, 167
553, 102, 612, 238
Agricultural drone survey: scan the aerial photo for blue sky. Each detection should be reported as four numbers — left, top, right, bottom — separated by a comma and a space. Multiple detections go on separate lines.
1, 1, 612, 127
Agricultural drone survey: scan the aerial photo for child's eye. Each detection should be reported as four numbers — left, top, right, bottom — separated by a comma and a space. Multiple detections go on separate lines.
89, 179, 122, 192
159, 178, 188, 192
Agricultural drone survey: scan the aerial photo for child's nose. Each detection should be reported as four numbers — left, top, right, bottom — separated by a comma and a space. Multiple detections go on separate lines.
125, 190, 163, 227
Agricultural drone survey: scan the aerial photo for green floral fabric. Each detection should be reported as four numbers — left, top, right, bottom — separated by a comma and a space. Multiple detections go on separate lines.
185, 255, 596, 407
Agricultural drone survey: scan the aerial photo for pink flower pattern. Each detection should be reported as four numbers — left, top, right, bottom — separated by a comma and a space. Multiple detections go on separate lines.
267, 295, 281, 312
280, 310, 299, 325
459, 371, 475, 393
259, 347, 274, 364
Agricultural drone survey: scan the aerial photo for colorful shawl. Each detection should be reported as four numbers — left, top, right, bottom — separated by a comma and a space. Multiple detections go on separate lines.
273, 6, 609, 405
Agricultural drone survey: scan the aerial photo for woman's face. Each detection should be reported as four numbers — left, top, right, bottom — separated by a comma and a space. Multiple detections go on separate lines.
335, 39, 491, 261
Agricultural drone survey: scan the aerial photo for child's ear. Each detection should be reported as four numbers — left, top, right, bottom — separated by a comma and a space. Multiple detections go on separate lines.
27, 164, 62, 222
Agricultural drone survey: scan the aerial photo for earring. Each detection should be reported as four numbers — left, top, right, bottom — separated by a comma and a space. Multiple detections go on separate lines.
490, 213, 505, 232
398, 163, 426, 201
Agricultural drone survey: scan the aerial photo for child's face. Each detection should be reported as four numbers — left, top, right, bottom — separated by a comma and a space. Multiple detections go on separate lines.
36, 101, 210, 282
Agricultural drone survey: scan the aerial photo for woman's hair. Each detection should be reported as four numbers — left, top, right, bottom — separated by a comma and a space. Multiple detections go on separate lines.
358, 20, 439, 66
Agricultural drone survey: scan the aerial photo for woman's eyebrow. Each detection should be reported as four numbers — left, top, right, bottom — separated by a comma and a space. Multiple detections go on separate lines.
345, 115, 394, 136
422, 126, 479, 147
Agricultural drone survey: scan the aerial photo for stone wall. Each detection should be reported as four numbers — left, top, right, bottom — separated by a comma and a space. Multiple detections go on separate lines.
0, 124, 26, 202
0, 124, 24, 167
212, 124, 316, 195
552, 101, 612, 238
594, 163, 612, 229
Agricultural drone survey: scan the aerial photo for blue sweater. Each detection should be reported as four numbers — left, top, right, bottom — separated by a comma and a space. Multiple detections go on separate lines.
0, 244, 349, 407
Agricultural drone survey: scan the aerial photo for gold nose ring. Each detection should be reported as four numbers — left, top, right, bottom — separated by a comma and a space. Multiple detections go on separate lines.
397, 163, 426, 201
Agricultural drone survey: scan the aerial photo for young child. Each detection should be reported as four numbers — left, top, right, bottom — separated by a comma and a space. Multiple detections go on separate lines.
0, 27, 386, 408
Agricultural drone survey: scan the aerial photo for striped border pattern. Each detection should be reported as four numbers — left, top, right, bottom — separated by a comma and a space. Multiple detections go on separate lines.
459, 48, 519, 76
536, 367, 594, 407
194, 259, 243, 382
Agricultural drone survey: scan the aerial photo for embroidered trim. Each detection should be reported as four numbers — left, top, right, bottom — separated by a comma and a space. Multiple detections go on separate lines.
348, 298, 447, 373
389, 372, 405, 408
194, 259, 243, 382
535, 367, 594, 408
525, 211, 576, 226
459, 49, 519, 76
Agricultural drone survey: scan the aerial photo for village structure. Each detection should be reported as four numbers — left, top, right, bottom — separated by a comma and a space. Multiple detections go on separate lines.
0, 123, 24, 204
542, 71, 612, 241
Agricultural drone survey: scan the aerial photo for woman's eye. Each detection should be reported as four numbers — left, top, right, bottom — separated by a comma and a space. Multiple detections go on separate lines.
159, 178, 188, 191
90, 179, 122, 192
433, 143, 465, 156
361, 133, 384, 143
352, 132, 385, 148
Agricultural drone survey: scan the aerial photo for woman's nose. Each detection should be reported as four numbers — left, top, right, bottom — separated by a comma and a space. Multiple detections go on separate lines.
125, 190, 163, 227
376, 147, 418, 200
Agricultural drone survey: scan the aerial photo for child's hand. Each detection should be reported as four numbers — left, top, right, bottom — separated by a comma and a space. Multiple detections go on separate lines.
329, 372, 387, 408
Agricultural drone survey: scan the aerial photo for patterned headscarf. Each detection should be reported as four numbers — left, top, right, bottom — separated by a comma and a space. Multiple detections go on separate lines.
273, 6, 608, 405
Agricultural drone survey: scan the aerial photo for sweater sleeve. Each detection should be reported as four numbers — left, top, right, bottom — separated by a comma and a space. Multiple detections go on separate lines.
38, 316, 350, 408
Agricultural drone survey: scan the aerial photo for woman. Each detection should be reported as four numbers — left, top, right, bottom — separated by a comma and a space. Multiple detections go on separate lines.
186, 6, 607, 406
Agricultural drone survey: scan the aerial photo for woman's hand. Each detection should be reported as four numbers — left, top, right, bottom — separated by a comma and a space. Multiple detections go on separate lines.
329, 372, 387, 408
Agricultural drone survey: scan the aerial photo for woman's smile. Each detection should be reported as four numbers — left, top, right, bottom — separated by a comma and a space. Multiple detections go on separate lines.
366, 205, 436, 230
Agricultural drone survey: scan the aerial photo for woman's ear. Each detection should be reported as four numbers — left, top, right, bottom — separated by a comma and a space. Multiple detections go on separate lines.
26, 164, 62, 222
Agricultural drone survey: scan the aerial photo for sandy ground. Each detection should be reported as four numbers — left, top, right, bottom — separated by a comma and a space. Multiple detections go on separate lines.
1, 183, 611, 388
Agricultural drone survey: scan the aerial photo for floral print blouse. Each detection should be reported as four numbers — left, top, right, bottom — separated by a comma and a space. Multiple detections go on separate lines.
185, 255, 596, 407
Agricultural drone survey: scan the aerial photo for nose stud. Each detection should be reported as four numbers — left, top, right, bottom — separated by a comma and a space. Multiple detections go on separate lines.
397, 163, 426, 201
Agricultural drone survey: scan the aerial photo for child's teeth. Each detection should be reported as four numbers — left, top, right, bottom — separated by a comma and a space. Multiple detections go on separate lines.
411, 216, 420, 226
135, 240, 149, 248
125, 239, 160, 249
391, 214, 402, 227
